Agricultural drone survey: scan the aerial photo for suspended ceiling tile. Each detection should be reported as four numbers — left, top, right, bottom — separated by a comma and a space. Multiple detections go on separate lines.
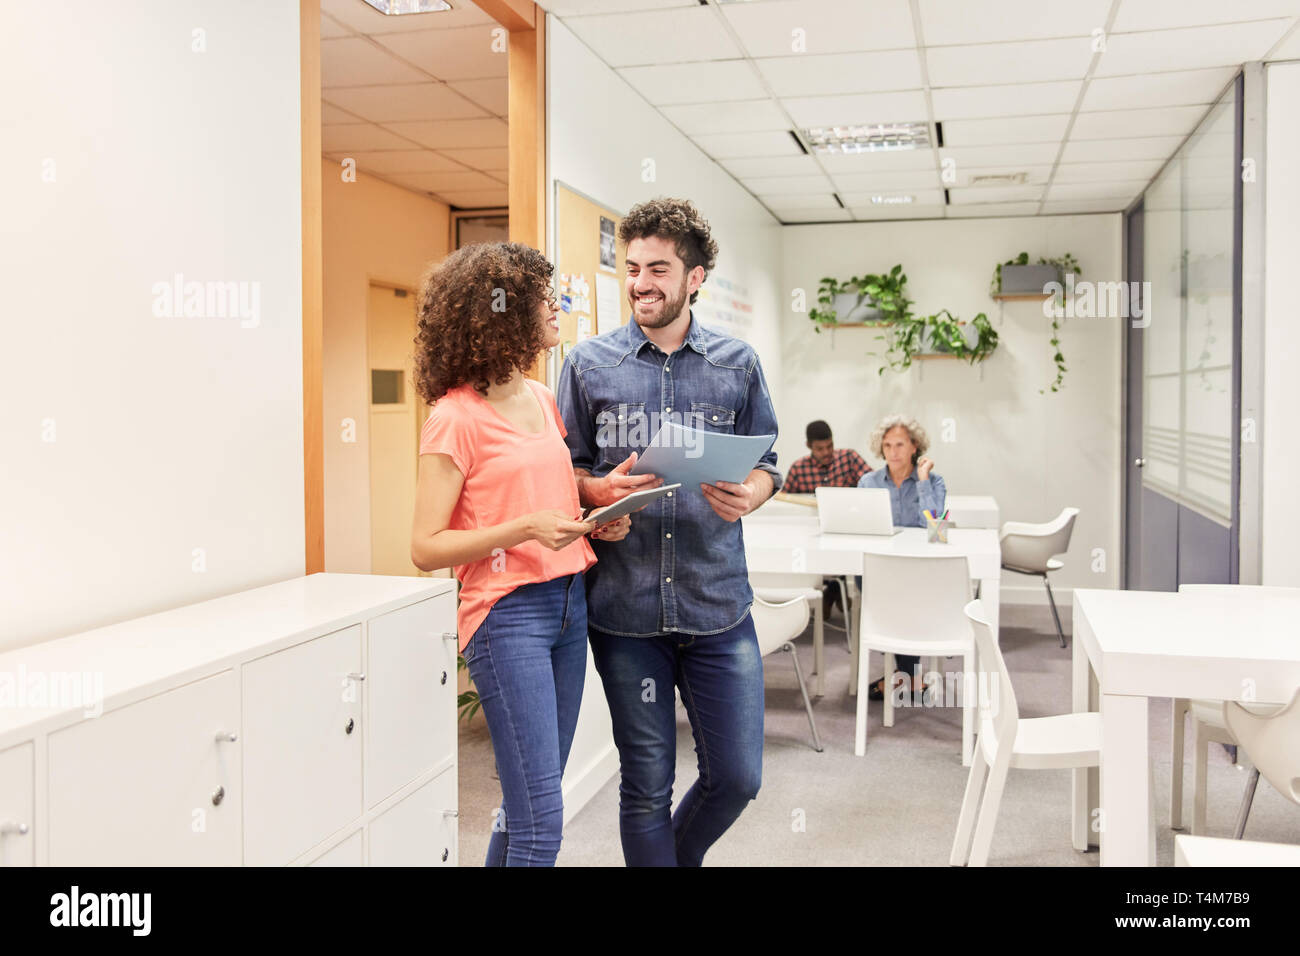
372, 25, 508, 80
321, 37, 433, 86
446, 78, 508, 116
754, 50, 924, 97
324, 83, 489, 122
721, 0, 917, 57
931, 80, 1082, 120
660, 99, 789, 135
618, 60, 768, 105
1093, 20, 1294, 76
692, 130, 804, 158
781, 90, 929, 128
384, 117, 508, 148
926, 37, 1095, 86
1081, 67, 1237, 111
565, 6, 742, 67
919, 0, 1113, 45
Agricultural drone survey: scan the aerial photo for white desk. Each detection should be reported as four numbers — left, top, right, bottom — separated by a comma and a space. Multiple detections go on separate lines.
744, 514, 1001, 697
944, 495, 1000, 530
1175, 834, 1300, 867
1071, 588, 1300, 866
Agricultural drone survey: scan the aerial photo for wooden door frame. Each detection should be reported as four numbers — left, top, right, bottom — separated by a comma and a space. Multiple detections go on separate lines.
302, 0, 324, 574
300, 0, 547, 570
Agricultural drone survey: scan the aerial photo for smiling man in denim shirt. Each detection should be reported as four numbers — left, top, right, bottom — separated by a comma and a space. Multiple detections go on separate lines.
556, 198, 781, 867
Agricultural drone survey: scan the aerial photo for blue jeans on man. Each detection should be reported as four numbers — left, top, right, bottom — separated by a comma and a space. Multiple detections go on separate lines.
589, 616, 764, 866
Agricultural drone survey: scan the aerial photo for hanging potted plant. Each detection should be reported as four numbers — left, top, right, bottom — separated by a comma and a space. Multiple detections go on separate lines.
809, 264, 911, 329
990, 251, 1081, 392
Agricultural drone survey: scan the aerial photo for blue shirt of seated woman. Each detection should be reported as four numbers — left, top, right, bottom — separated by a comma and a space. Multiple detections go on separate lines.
856, 415, 946, 696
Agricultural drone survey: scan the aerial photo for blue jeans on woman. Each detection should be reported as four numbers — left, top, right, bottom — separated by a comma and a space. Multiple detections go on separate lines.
463, 573, 588, 867
588, 615, 764, 867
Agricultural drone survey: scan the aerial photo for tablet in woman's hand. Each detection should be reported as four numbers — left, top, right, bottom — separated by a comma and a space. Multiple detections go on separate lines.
584, 483, 682, 525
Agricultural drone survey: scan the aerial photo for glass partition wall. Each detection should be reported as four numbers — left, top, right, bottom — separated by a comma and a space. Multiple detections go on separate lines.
1130, 78, 1241, 588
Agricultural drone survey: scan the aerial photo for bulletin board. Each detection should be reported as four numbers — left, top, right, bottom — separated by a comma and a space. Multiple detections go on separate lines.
551, 182, 630, 383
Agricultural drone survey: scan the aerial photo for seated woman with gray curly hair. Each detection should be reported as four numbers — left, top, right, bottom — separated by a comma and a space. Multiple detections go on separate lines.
857, 414, 946, 700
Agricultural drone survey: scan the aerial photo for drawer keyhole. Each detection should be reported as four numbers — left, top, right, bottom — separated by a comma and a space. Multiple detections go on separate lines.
345, 717, 355, 735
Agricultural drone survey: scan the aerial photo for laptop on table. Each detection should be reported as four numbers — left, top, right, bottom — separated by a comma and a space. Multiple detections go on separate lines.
814, 487, 904, 536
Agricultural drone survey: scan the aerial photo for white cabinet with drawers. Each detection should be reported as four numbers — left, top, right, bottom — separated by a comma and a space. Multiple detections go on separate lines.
0, 742, 34, 867
0, 574, 457, 867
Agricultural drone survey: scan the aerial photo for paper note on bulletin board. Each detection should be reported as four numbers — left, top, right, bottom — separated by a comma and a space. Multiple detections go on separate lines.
595, 273, 621, 335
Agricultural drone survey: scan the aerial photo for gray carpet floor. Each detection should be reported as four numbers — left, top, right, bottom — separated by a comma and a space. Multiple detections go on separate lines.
456, 610, 1300, 866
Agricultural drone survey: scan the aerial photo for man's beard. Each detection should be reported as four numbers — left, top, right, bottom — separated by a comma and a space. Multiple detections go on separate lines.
632, 274, 690, 330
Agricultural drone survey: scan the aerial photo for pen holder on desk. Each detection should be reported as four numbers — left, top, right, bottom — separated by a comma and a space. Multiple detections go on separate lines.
926, 517, 951, 544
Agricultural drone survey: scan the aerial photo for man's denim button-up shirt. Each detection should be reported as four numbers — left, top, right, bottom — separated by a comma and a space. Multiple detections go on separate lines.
556, 314, 781, 638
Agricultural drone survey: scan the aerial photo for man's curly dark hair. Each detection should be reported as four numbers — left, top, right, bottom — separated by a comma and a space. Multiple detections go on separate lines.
413, 242, 553, 403
618, 197, 718, 304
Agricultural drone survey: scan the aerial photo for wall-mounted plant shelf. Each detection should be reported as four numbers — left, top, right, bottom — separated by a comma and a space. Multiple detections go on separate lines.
991, 292, 1053, 302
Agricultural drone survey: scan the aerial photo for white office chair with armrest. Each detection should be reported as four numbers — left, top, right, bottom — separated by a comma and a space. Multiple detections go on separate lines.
854, 552, 975, 764
1225, 686, 1300, 838
750, 592, 823, 752
1169, 584, 1296, 836
998, 507, 1079, 649
950, 600, 1100, 867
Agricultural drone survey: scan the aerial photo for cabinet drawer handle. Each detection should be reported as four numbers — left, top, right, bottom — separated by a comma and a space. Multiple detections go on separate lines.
345, 717, 355, 735
442, 848, 449, 862
211, 786, 225, 807
0, 822, 29, 837
441, 632, 458, 642
346, 672, 366, 682
440, 671, 448, 685
441, 809, 459, 819
215, 731, 238, 743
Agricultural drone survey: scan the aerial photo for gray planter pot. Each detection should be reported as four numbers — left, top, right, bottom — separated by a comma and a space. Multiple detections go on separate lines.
832, 290, 883, 324
999, 263, 1060, 295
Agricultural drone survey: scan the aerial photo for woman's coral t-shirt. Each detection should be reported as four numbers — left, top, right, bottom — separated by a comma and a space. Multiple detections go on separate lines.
419, 379, 595, 652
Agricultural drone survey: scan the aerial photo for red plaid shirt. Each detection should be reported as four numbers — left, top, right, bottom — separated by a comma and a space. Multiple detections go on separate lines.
784, 448, 871, 493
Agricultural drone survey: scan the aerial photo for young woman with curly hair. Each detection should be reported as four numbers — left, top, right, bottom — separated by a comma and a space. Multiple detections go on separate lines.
410, 241, 630, 867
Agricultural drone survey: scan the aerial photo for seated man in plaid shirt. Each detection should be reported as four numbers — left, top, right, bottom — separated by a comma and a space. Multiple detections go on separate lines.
783, 420, 871, 493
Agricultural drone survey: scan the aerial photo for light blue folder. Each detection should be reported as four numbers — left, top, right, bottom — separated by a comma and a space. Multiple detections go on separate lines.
629, 422, 775, 490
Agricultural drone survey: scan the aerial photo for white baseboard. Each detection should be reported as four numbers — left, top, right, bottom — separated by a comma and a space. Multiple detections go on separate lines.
562, 744, 619, 825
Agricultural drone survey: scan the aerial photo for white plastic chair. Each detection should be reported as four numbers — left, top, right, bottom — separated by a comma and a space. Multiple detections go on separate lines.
1170, 584, 1296, 836
1225, 686, 1300, 838
753, 571, 852, 698
854, 553, 975, 764
751, 593, 823, 753
950, 600, 1101, 867
998, 507, 1079, 648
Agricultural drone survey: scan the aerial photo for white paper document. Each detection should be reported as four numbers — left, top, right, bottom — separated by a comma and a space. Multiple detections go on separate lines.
629, 422, 774, 491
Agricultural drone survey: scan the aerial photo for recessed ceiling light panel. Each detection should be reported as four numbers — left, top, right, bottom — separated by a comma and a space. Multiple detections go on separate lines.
804, 122, 930, 154
870, 195, 914, 204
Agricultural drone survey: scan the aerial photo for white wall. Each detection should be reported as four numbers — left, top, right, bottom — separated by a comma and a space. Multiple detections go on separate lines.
1261, 61, 1300, 586
0, 1, 304, 650
547, 17, 785, 403
779, 215, 1124, 602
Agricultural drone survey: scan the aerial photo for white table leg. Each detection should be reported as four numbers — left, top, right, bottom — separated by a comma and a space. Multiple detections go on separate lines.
812, 599, 824, 698
1100, 692, 1155, 866
1071, 631, 1090, 851
980, 577, 999, 639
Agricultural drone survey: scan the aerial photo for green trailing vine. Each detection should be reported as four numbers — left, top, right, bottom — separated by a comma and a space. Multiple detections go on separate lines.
990, 251, 1081, 393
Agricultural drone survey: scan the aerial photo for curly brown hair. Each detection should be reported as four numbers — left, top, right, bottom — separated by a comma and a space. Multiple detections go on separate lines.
618, 197, 718, 304
413, 242, 553, 403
